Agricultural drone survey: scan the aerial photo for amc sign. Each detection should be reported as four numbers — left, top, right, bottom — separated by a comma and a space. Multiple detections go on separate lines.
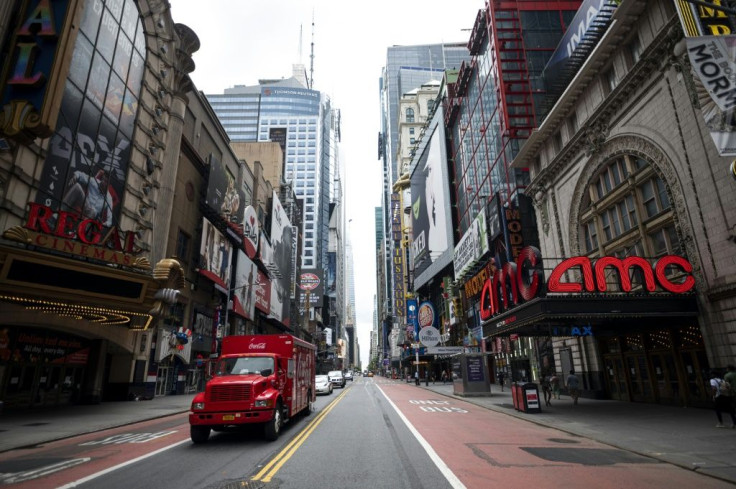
479, 246, 695, 322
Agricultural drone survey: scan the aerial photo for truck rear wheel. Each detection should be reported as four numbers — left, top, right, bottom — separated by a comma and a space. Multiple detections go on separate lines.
264, 401, 282, 441
190, 425, 210, 444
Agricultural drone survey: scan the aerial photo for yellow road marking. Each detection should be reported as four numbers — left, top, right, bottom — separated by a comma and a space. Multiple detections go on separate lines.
252, 387, 350, 482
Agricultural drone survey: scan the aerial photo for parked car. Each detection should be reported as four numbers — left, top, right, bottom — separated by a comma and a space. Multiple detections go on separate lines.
344, 371, 354, 382
327, 370, 346, 388
315, 375, 333, 395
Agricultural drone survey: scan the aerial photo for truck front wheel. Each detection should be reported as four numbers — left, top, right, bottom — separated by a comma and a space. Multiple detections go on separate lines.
190, 425, 211, 444
264, 401, 282, 441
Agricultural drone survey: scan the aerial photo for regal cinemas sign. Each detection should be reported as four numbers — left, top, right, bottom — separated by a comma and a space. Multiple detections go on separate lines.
20, 203, 142, 266
479, 246, 695, 321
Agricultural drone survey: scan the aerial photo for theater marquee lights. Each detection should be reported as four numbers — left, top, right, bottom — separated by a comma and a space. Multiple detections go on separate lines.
479, 246, 696, 321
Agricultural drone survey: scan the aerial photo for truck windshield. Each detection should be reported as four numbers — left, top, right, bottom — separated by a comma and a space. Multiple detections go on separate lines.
216, 357, 274, 376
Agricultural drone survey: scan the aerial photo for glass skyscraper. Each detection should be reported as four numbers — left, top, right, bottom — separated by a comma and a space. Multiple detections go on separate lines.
207, 78, 339, 271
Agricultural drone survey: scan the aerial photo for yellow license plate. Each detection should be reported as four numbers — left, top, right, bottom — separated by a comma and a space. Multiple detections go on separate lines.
222, 415, 235, 421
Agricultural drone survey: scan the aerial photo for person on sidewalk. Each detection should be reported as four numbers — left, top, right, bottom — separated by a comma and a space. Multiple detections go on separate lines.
541, 374, 552, 407
725, 365, 736, 410
414, 370, 420, 386
566, 370, 581, 405
550, 373, 561, 400
497, 371, 505, 392
441, 370, 448, 384
710, 370, 735, 428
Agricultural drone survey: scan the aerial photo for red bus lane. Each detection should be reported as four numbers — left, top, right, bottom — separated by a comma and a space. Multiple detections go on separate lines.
0, 415, 190, 489
379, 384, 727, 489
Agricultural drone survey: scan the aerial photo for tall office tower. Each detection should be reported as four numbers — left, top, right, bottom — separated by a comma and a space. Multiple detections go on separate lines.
207, 76, 340, 276
377, 43, 471, 359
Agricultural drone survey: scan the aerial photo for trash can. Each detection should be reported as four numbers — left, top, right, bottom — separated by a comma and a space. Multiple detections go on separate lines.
516, 382, 541, 413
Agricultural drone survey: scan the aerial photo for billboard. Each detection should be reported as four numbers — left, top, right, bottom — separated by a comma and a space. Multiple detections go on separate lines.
199, 218, 232, 291
233, 250, 258, 320
410, 106, 453, 288
265, 192, 293, 326
205, 154, 246, 223
453, 208, 490, 281
674, 0, 736, 157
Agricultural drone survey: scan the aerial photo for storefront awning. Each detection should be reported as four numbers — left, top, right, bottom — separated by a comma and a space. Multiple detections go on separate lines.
482, 294, 699, 338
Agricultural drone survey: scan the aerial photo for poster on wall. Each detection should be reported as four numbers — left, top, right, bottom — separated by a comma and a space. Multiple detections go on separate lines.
265, 192, 293, 326
410, 107, 453, 288
674, 0, 736, 157
205, 154, 245, 223
199, 218, 232, 291
234, 250, 258, 320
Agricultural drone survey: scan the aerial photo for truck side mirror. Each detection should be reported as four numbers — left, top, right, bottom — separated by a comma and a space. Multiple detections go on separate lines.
260, 368, 273, 377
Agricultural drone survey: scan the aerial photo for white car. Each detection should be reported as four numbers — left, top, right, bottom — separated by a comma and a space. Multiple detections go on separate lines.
315, 375, 333, 395
344, 371, 354, 381
327, 370, 346, 388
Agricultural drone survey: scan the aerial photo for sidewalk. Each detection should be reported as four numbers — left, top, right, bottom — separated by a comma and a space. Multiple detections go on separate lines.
0, 394, 196, 453
416, 380, 736, 485
0, 382, 735, 485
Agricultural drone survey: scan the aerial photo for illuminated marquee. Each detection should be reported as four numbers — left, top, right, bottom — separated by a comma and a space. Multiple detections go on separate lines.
479, 246, 696, 321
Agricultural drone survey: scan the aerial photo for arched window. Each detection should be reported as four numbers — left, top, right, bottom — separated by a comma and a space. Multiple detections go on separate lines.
406, 108, 415, 123
580, 154, 678, 258
37, 0, 146, 230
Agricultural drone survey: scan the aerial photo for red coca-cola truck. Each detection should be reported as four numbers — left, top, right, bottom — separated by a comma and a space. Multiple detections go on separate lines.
189, 334, 316, 443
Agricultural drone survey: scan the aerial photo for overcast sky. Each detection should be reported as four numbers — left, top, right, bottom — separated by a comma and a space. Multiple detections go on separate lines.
170, 0, 482, 368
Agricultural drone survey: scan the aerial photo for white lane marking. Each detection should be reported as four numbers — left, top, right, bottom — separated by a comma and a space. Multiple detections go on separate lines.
376, 385, 467, 489
56, 439, 189, 489
0, 458, 91, 484
80, 431, 178, 445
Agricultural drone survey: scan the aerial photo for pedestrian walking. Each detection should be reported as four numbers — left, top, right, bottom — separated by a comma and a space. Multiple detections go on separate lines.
414, 370, 420, 386
497, 371, 505, 392
709, 370, 735, 428
550, 373, 561, 400
541, 374, 552, 406
725, 365, 736, 410
441, 370, 448, 384
566, 370, 581, 405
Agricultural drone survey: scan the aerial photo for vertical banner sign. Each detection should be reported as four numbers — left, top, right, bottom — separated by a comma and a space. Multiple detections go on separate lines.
406, 298, 418, 342
391, 192, 405, 321
674, 0, 736, 157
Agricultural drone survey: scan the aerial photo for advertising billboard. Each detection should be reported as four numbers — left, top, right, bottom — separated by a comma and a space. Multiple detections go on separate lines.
233, 250, 258, 320
204, 154, 246, 224
199, 218, 232, 291
264, 192, 293, 326
410, 106, 453, 289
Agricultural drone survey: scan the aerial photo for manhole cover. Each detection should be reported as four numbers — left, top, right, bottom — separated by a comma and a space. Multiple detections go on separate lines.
522, 447, 656, 466
547, 438, 580, 444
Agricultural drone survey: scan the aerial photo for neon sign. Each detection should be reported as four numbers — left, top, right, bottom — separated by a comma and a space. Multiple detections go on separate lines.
479, 246, 696, 321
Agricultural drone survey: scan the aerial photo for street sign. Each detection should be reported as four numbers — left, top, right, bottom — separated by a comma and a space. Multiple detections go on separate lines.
426, 346, 463, 355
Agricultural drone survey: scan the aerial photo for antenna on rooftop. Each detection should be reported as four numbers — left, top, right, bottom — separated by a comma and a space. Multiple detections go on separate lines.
309, 10, 315, 89
299, 24, 303, 63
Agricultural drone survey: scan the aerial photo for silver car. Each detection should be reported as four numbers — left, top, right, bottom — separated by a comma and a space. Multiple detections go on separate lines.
315, 375, 333, 395
327, 370, 346, 388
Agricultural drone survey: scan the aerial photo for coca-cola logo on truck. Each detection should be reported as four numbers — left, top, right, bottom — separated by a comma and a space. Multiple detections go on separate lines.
248, 340, 267, 350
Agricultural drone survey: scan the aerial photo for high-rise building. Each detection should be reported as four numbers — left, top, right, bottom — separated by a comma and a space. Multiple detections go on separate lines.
207, 77, 339, 276
377, 44, 471, 370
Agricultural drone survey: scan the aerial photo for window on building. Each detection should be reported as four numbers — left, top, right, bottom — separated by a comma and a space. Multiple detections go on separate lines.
580, 154, 677, 262
176, 230, 190, 263
406, 108, 415, 123
628, 35, 642, 66
603, 67, 617, 94
427, 99, 435, 115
